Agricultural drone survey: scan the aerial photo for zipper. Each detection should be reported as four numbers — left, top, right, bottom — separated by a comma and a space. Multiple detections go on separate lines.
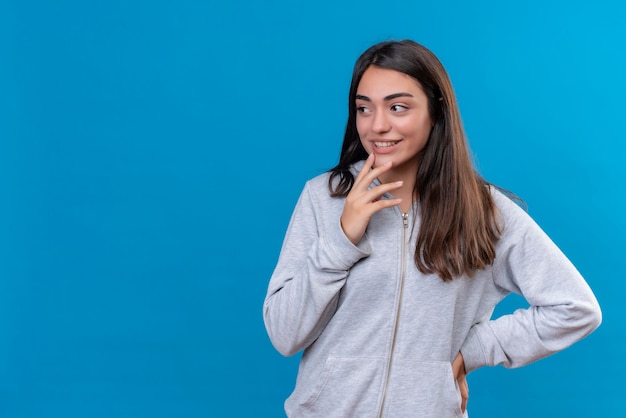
378, 211, 409, 417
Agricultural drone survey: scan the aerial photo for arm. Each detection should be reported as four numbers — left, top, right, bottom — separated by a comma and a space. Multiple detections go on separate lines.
262, 182, 371, 356
263, 156, 403, 356
461, 195, 602, 373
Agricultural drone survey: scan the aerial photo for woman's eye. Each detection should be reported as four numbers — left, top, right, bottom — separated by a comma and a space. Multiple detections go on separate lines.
356, 106, 370, 114
390, 104, 408, 112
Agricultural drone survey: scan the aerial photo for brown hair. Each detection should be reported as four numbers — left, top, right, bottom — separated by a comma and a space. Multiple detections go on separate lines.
328, 39, 501, 281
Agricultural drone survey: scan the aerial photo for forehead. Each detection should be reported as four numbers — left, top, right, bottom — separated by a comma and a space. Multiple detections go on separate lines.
357, 66, 424, 96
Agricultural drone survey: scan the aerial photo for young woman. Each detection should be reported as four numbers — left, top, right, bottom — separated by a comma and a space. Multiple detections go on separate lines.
263, 39, 601, 417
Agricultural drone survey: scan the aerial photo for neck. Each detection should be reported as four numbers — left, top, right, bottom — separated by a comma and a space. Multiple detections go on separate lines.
372, 154, 420, 212
379, 171, 416, 213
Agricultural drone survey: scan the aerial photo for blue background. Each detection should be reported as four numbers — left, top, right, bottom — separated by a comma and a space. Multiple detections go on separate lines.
1, 1, 624, 417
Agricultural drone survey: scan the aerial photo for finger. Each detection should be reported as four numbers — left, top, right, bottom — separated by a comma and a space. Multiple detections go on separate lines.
353, 153, 377, 187
458, 375, 468, 413
362, 181, 404, 203
368, 158, 393, 178
459, 378, 468, 398
370, 198, 403, 213
354, 155, 395, 190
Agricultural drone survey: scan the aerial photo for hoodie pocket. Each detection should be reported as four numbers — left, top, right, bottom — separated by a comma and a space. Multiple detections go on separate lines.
383, 360, 464, 417
301, 356, 385, 415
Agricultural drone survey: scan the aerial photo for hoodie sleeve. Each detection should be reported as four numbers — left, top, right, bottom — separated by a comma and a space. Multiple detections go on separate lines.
263, 181, 371, 357
461, 192, 602, 373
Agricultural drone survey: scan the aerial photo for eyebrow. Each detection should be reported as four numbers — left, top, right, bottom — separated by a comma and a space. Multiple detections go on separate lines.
355, 92, 414, 102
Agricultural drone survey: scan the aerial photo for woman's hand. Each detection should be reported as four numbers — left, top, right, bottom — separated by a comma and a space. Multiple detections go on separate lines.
452, 352, 468, 413
340, 154, 403, 245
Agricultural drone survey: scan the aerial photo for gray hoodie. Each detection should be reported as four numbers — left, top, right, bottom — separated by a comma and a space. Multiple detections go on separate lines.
263, 161, 601, 417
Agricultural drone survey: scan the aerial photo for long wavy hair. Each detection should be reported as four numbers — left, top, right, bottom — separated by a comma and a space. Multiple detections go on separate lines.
328, 40, 501, 281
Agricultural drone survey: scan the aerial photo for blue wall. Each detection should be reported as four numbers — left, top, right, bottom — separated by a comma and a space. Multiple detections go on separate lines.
1, 1, 624, 416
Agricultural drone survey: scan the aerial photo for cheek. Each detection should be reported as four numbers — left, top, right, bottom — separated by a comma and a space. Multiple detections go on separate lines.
356, 119, 371, 148
400, 118, 432, 141
355, 117, 367, 138
359, 138, 372, 154
395, 118, 419, 135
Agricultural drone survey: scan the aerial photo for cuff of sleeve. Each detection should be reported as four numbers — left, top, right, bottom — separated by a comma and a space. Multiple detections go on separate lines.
460, 325, 488, 374
319, 219, 371, 271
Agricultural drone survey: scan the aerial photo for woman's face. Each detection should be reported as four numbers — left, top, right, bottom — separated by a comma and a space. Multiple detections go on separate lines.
355, 66, 433, 177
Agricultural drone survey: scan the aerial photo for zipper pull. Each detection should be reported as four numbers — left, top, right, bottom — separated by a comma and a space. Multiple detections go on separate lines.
402, 212, 408, 229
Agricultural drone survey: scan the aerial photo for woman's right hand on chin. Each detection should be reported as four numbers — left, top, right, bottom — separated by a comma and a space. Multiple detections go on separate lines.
340, 153, 404, 245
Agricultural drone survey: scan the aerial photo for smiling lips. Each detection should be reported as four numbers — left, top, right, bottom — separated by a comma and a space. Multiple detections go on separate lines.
373, 140, 401, 151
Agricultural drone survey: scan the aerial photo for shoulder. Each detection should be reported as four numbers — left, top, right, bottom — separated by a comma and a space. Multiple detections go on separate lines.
490, 186, 526, 217
300, 172, 333, 205
305, 171, 332, 190
489, 186, 545, 242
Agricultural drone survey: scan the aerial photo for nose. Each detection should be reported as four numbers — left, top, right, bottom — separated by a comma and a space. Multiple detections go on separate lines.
371, 110, 391, 133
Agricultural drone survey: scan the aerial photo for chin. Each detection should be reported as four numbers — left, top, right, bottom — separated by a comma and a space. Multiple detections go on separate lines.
372, 155, 392, 167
